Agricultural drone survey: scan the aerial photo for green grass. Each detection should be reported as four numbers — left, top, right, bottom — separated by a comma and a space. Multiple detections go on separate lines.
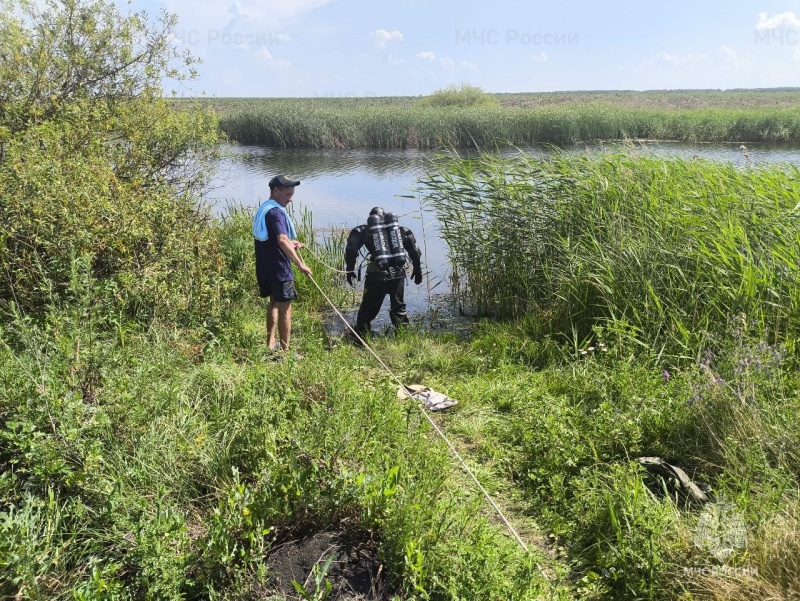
413, 149, 800, 598
4, 199, 800, 598
0, 210, 568, 599
178, 89, 800, 113
178, 90, 800, 148
382, 320, 800, 600
0, 296, 564, 599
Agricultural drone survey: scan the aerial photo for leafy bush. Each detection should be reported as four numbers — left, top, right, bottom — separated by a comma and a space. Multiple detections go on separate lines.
0, 0, 225, 325
417, 84, 500, 108
0, 117, 224, 324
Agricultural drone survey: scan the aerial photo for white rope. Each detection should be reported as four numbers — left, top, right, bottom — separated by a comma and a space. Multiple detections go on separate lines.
299, 252, 549, 573
302, 245, 351, 274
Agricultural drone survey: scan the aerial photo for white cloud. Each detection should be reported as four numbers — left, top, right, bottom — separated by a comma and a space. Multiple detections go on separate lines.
406, 70, 438, 83
461, 61, 478, 70
794, 47, 800, 60
718, 45, 746, 68
416, 51, 436, 61
273, 33, 292, 43
255, 47, 290, 69
756, 11, 800, 30
370, 29, 403, 48
531, 52, 549, 62
655, 52, 710, 67
439, 56, 455, 68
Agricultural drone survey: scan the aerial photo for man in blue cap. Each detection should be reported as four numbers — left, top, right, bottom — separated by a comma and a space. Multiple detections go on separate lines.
253, 175, 312, 356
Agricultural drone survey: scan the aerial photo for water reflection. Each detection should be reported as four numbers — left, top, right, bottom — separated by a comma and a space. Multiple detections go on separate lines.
235, 147, 431, 178
217, 141, 800, 185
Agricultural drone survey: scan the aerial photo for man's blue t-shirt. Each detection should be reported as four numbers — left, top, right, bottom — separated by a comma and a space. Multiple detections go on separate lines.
254, 207, 294, 283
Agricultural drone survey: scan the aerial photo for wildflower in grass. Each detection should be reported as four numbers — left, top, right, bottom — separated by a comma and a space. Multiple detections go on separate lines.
662, 369, 670, 382
701, 349, 715, 368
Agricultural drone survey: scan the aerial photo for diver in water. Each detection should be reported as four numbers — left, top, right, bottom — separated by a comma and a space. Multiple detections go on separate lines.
345, 207, 423, 338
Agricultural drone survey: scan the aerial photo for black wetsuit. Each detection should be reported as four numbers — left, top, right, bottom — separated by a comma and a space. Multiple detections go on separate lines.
345, 224, 422, 336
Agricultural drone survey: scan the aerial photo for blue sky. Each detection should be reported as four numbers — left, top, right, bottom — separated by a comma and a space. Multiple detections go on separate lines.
123, 0, 800, 97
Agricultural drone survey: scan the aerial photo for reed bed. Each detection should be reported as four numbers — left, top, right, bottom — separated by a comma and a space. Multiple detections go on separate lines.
181, 90, 800, 114
215, 102, 800, 148
419, 150, 800, 357
195, 91, 800, 148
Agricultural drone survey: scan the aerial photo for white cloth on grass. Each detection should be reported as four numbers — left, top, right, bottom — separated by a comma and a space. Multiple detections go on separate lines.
397, 384, 458, 411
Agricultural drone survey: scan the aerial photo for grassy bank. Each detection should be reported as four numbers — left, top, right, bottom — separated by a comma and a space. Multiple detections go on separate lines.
384, 320, 800, 600
192, 90, 800, 148
0, 212, 563, 600
193, 89, 800, 113
5, 268, 800, 599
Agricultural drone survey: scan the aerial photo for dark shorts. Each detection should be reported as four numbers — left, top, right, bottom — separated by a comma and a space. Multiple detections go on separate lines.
258, 279, 297, 302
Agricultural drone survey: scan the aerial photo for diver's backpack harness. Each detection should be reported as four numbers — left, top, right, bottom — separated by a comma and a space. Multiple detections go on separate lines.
366, 211, 407, 272
383, 212, 407, 268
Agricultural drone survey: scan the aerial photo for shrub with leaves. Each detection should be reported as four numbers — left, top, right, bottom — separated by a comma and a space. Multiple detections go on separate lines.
417, 83, 499, 108
0, 0, 224, 324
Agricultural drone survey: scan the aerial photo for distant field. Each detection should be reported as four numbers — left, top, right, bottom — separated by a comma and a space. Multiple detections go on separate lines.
173, 90, 800, 148
499, 89, 800, 109
177, 89, 800, 111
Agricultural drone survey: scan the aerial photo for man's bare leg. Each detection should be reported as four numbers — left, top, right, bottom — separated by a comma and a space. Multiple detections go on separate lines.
276, 302, 292, 351
267, 300, 279, 349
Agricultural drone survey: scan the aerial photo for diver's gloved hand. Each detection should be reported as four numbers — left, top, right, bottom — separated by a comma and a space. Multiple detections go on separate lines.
346, 271, 357, 286
413, 269, 423, 285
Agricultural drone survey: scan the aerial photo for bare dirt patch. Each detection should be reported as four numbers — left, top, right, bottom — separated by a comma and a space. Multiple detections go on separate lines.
264, 529, 388, 600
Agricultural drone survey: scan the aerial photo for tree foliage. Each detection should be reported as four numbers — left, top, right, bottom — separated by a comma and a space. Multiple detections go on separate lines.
0, 0, 197, 130
0, 0, 226, 324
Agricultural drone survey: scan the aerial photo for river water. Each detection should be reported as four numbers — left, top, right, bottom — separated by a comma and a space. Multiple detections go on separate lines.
203, 142, 800, 329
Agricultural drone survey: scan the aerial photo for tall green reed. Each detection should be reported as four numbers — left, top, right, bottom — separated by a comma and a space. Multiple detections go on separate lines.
216, 100, 800, 148
294, 206, 351, 309
420, 149, 800, 357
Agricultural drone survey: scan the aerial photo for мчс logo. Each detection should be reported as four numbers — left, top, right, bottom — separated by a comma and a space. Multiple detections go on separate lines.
694, 502, 747, 561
